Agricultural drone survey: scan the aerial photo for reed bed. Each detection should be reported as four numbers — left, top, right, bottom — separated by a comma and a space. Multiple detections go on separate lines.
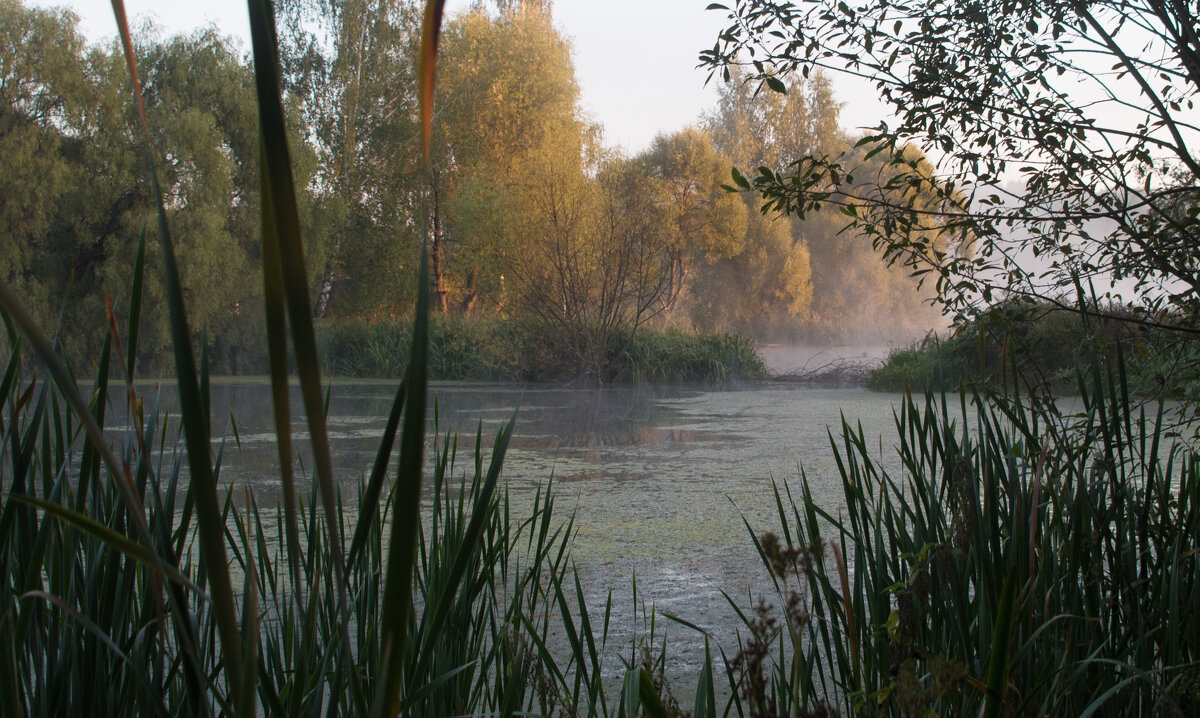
733, 364, 1200, 716
0, 353, 570, 715
314, 317, 768, 385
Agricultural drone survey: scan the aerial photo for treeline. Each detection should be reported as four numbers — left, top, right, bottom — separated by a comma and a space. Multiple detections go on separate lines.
867, 298, 1200, 397
315, 315, 767, 383
3, 0, 957, 378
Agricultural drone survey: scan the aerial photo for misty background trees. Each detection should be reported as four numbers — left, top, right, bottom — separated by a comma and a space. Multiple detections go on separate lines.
703, 0, 1200, 331
2, 0, 947, 375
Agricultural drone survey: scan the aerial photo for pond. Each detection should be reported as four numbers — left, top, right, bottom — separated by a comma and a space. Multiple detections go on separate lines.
183, 375, 916, 685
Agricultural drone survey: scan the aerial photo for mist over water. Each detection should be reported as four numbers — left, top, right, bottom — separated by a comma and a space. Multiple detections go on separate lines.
131, 378, 935, 688
758, 343, 892, 376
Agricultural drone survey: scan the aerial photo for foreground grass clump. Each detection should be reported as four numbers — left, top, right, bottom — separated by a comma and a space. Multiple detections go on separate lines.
734, 366, 1200, 716
316, 315, 768, 384
0, 356, 580, 714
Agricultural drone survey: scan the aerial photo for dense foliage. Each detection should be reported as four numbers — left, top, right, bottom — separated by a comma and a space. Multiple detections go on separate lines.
702, 0, 1200, 333
867, 299, 1200, 397
315, 315, 768, 383
1, 0, 950, 380
702, 70, 952, 338
0, 0, 318, 373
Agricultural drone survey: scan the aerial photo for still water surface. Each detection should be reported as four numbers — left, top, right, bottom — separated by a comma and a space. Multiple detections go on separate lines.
191, 378, 916, 679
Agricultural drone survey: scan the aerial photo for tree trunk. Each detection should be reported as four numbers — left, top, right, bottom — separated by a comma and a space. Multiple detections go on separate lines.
430, 176, 448, 312
313, 267, 334, 319
459, 268, 479, 316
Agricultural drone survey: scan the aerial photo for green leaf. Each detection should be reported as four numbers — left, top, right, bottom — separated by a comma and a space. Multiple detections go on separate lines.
12, 495, 200, 593
377, 244, 432, 716
347, 375, 408, 566
248, 0, 348, 611
125, 226, 146, 379
637, 668, 669, 718
730, 166, 750, 189
110, 0, 244, 703
411, 417, 515, 681
693, 640, 716, 718
982, 572, 1018, 718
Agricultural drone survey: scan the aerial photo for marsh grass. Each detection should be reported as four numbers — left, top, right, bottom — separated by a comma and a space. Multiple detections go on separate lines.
314, 315, 529, 381
613, 328, 768, 385
733, 359, 1200, 716
0, 354, 580, 715
867, 299, 1200, 400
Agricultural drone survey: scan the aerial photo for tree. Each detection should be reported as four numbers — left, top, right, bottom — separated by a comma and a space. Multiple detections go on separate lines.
433, 2, 582, 315
506, 145, 674, 382
702, 68, 946, 337
1, 2, 312, 372
0, 1, 96, 344
688, 203, 813, 332
275, 0, 424, 318
705, 67, 844, 173
702, 0, 1200, 330
637, 128, 748, 309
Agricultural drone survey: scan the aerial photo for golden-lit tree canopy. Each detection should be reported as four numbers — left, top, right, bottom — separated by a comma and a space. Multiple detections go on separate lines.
1, 0, 964, 374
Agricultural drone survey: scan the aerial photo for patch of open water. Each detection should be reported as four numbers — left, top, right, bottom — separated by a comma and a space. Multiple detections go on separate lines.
132, 378, 922, 691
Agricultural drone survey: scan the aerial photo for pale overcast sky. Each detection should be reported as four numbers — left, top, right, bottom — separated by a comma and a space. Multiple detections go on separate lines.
32, 0, 886, 154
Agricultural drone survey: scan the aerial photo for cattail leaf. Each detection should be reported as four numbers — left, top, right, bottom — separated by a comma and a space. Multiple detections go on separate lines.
419, 0, 447, 159
108, 0, 244, 705
377, 244, 431, 716
348, 374, 407, 567
248, 0, 348, 624
983, 571, 1018, 718
12, 494, 200, 594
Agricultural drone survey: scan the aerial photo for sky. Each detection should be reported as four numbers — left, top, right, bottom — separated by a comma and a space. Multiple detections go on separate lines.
33, 0, 887, 154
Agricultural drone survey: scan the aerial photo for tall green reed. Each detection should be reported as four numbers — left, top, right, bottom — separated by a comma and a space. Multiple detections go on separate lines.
732, 361, 1199, 716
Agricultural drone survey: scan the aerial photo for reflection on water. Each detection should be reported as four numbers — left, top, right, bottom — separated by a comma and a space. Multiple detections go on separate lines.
135, 378, 917, 683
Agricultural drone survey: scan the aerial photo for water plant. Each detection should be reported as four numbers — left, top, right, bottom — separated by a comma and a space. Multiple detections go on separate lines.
313, 316, 768, 384
733, 359, 1200, 716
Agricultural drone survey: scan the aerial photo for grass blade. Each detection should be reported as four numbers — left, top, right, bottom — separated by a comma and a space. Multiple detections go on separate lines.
11, 494, 200, 594
248, 1, 352, 659
377, 246, 431, 716
983, 571, 1018, 718
348, 374, 407, 566
109, 0, 245, 706
411, 416, 514, 682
